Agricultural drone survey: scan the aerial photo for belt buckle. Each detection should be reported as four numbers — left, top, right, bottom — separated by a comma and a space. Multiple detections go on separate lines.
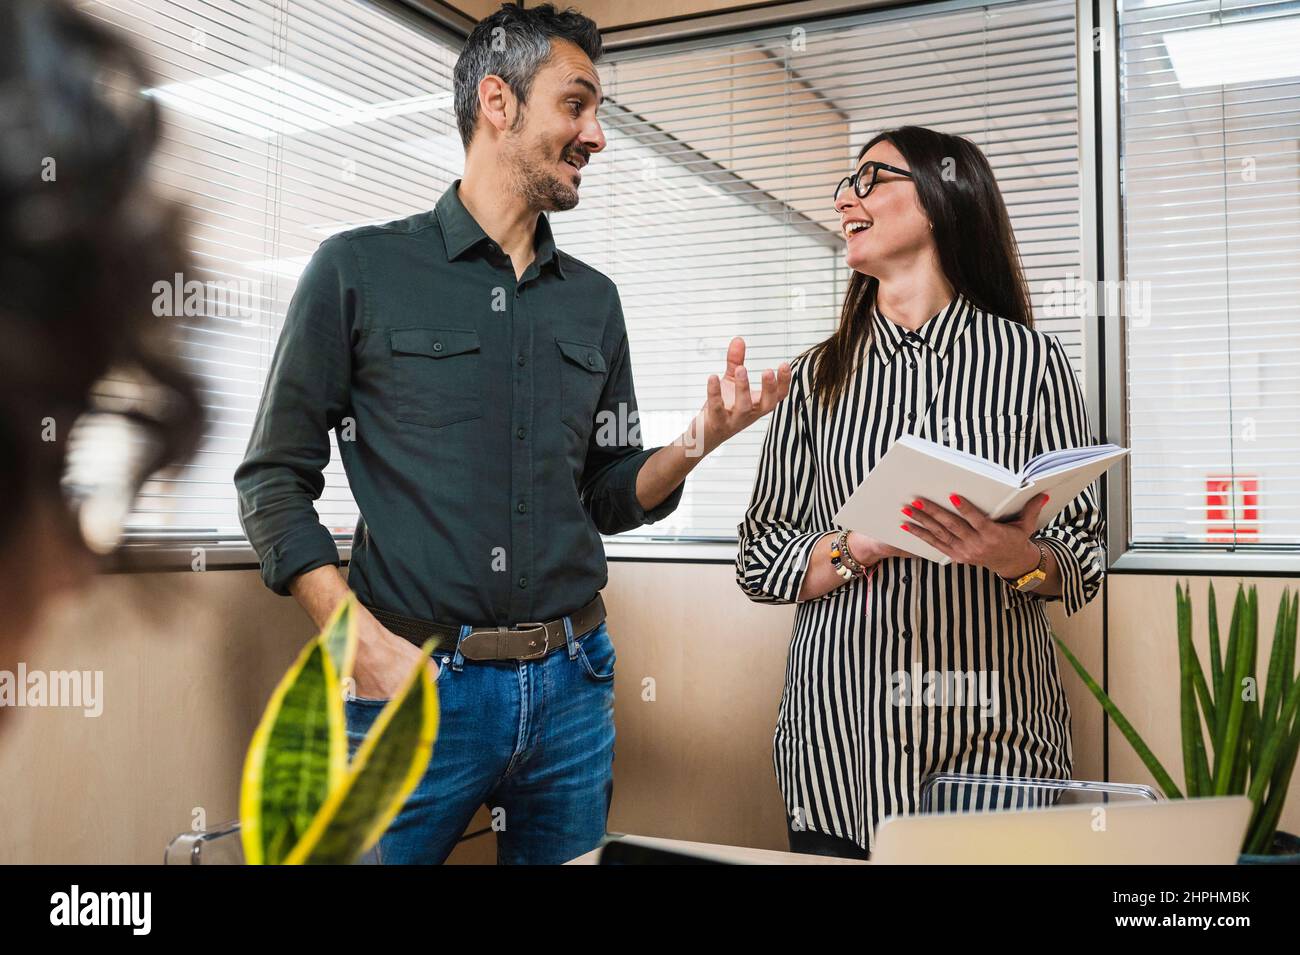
513, 622, 549, 660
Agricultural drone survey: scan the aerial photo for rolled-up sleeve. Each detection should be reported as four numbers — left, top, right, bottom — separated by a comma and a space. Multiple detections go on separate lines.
1002, 336, 1107, 617
735, 356, 835, 604
234, 236, 358, 595
579, 328, 684, 535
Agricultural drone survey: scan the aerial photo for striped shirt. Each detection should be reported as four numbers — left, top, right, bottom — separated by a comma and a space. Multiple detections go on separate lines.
735, 292, 1106, 852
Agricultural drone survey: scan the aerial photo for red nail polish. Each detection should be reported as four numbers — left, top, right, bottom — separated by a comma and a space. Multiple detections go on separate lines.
900, 523, 910, 532
1043, 494, 1050, 502
949, 494, 962, 507
901, 506, 913, 517
912, 499, 924, 509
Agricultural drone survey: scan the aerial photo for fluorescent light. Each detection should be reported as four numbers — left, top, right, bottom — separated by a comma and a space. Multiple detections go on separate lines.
145, 65, 453, 139
1164, 17, 1300, 89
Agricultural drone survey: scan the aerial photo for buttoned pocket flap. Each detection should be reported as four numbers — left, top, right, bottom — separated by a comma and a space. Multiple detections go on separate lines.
390, 327, 480, 359
556, 338, 607, 374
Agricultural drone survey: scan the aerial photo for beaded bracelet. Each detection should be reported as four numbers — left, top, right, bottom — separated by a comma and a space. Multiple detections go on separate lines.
830, 529, 868, 580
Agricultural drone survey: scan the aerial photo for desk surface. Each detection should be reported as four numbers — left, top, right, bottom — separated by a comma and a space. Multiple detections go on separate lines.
567, 834, 869, 865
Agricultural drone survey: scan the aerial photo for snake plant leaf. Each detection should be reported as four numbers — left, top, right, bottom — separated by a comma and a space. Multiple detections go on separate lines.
1186, 583, 1216, 739
319, 594, 360, 688
287, 639, 440, 865
239, 637, 347, 866
1247, 670, 1300, 806
1052, 632, 1182, 798
1177, 583, 1210, 796
1207, 581, 1222, 707
1245, 712, 1300, 855
1259, 588, 1291, 747
1213, 587, 1244, 775
1213, 587, 1254, 795
1283, 590, 1297, 700
1231, 589, 1260, 793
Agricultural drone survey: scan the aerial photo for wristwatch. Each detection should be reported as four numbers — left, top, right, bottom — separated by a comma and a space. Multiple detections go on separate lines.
1001, 538, 1049, 592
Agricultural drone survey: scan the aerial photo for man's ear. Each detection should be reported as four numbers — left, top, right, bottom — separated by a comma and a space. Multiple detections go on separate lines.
477, 74, 516, 136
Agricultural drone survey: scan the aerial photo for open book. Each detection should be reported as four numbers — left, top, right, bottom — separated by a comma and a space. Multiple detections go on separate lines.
832, 435, 1129, 564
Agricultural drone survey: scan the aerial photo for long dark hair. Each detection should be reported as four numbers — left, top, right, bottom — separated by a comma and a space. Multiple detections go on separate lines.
0, 0, 203, 549
807, 126, 1033, 408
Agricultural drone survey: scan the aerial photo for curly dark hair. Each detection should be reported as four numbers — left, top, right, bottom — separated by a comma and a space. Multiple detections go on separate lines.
0, 0, 203, 549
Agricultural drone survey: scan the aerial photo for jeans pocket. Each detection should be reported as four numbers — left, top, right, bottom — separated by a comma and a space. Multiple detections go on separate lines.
350, 654, 450, 707
576, 625, 616, 682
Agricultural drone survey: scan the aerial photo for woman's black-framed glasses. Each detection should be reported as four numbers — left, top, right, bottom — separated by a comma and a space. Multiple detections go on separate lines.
833, 161, 914, 205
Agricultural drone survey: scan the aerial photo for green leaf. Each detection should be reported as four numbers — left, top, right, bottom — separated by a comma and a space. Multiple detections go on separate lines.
1213, 587, 1253, 795
1207, 581, 1223, 706
1280, 591, 1296, 702
1244, 710, 1300, 855
288, 639, 440, 865
1247, 669, 1300, 806
1213, 586, 1243, 766
319, 594, 359, 689
240, 638, 346, 865
1053, 632, 1182, 798
1259, 589, 1290, 743
1177, 582, 1211, 796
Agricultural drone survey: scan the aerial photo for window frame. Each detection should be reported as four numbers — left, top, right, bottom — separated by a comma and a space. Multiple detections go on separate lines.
1092, 0, 1300, 576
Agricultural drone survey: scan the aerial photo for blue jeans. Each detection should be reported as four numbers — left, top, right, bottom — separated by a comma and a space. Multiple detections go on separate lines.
345, 618, 616, 864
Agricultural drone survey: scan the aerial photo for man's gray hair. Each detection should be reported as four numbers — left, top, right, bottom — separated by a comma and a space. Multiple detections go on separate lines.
453, 3, 603, 149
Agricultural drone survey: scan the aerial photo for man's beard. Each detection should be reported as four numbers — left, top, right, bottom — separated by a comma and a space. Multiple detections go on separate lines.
507, 134, 582, 212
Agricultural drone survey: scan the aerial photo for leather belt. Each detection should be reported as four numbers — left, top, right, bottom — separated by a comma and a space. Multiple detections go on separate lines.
362, 593, 606, 662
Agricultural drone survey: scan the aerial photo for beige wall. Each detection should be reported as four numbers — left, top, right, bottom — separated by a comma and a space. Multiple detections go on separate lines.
7, 555, 1278, 864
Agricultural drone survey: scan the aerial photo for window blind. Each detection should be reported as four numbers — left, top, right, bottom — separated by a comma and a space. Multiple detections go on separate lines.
85, 0, 1083, 551
79, 0, 463, 545
1120, 0, 1300, 547
551, 0, 1084, 540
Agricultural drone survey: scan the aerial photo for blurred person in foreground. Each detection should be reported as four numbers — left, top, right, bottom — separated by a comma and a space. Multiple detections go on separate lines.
0, 0, 202, 695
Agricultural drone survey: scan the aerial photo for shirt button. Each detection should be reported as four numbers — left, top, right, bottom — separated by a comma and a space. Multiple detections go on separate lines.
518, 576, 528, 589
586, 353, 596, 367
906, 412, 915, 422
432, 341, 443, 353
517, 355, 526, 367
902, 574, 911, 584
517, 501, 527, 514
516, 427, 526, 439
902, 629, 912, 639
904, 744, 913, 755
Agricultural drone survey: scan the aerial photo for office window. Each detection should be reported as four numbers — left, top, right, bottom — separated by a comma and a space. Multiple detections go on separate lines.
1120, 0, 1300, 547
80, 0, 462, 546
552, 0, 1084, 540
86, 0, 1084, 553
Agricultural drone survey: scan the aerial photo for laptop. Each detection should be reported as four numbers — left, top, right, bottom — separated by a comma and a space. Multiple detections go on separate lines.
870, 795, 1252, 864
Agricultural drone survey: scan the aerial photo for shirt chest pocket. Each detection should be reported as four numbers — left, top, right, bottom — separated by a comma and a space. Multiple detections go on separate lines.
556, 338, 608, 438
943, 412, 1033, 469
389, 327, 483, 429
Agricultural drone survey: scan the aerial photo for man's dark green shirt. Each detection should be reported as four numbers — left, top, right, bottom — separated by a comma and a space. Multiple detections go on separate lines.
234, 181, 683, 625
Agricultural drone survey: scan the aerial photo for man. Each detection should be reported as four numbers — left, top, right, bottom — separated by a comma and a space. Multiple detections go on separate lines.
235, 2, 790, 864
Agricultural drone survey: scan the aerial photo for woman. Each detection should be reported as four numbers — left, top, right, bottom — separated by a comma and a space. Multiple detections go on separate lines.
0, 0, 201, 676
735, 126, 1105, 859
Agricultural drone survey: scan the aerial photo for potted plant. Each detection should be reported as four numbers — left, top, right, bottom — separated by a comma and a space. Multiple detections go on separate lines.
239, 594, 439, 864
1053, 582, 1300, 863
